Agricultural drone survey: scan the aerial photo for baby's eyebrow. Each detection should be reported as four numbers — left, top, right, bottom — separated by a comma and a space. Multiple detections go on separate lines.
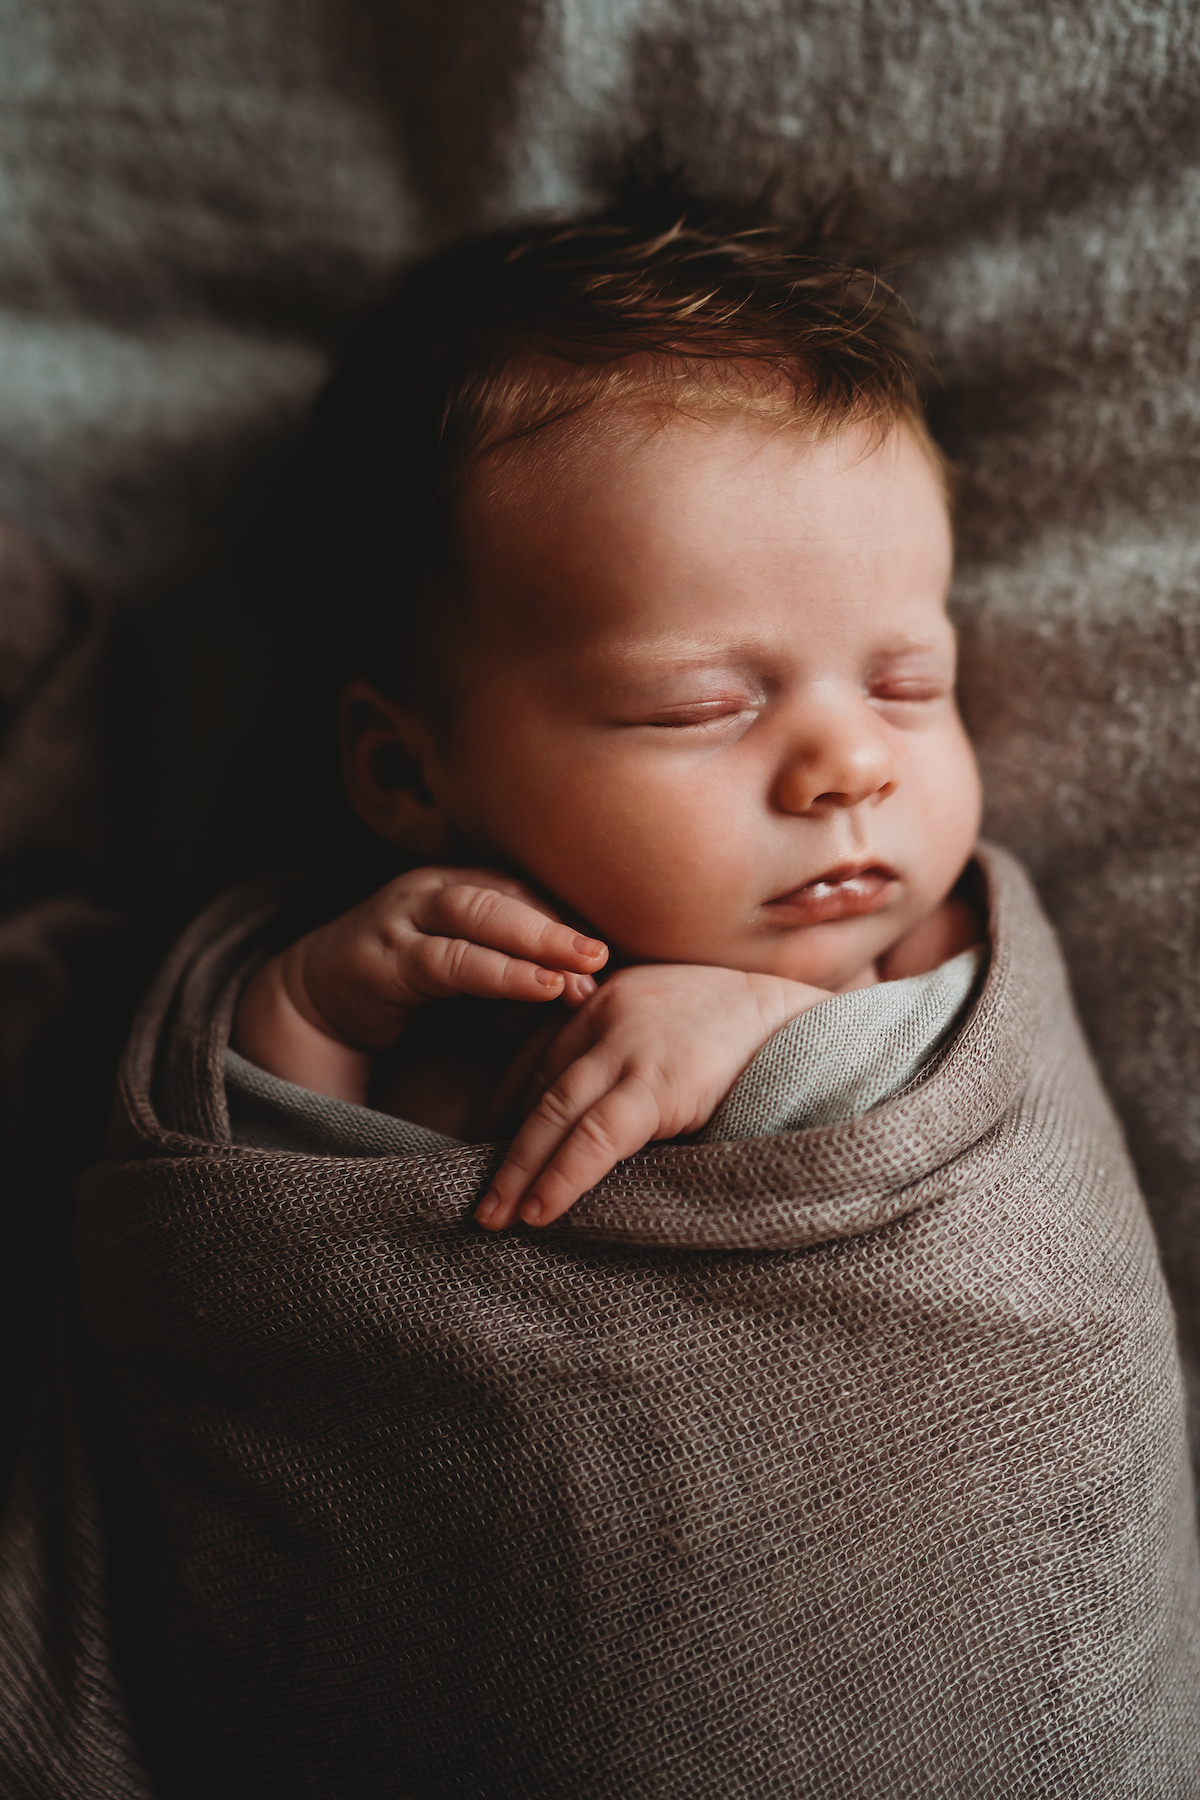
598, 634, 756, 665
869, 636, 951, 659
592, 629, 951, 673
575, 647, 754, 692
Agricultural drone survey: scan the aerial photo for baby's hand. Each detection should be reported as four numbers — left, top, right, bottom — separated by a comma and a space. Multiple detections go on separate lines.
233, 868, 608, 1103
475, 963, 830, 1230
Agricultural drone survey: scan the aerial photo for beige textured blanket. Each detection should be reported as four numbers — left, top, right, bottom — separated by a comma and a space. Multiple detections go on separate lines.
67, 843, 1200, 1797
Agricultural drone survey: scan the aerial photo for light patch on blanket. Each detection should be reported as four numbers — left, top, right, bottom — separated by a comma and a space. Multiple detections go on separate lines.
0, 315, 328, 579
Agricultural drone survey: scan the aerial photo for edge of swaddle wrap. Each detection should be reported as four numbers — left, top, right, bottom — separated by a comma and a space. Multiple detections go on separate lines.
87, 843, 1044, 1251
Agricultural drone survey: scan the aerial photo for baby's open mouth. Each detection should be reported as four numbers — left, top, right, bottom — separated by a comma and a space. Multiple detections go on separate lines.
763, 863, 898, 926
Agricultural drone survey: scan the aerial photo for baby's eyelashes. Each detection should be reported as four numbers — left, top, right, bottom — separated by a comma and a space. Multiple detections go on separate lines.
867, 677, 951, 703
640, 698, 759, 729
864, 647, 956, 706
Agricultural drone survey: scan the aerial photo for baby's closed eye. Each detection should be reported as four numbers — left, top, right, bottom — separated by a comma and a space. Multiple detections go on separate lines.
640, 696, 762, 729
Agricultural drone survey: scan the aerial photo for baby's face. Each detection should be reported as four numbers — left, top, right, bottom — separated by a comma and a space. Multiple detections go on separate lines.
422, 407, 981, 989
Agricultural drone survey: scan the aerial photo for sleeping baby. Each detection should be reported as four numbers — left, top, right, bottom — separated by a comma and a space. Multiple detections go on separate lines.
233, 219, 984, 1226
71, 205, 1200, 1796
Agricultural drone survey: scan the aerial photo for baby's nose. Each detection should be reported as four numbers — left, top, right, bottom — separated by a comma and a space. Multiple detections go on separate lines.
773, 716, 897, 815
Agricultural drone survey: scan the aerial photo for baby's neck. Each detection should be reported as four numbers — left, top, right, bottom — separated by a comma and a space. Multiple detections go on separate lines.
876, 893, 983, 982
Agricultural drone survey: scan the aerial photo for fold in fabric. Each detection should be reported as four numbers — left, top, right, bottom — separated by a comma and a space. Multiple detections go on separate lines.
699, 945, 983, 1138
65, 844, 1200, 1798
225, 1046, 459, 1156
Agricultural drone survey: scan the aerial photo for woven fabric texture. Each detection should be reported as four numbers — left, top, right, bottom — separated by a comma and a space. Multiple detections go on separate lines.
699, 945, 983, 1140
52, 842, 1200, 1798
0, 1314, 155, 1800
224, 1046, 458, 1156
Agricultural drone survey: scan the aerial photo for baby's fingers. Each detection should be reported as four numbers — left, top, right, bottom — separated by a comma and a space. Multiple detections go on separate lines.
475, 1055, 616, 1229
414, 884, 606, 982
476, 1071, 659, 1231
560, 971, 599, 1009
405, 932, 580, 1005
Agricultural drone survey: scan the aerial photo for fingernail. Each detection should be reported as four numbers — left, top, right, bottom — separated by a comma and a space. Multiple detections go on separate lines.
534, 968, 564, 988
476, 1191, 499, 1222
573, 934, 604, 958
520, 1198, 543, 1224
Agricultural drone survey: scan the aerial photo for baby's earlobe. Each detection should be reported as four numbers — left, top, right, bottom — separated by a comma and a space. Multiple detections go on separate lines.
371, 739, 434, 805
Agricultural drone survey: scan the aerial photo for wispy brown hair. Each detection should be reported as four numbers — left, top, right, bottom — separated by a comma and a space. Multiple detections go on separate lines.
291, 199, 941, 702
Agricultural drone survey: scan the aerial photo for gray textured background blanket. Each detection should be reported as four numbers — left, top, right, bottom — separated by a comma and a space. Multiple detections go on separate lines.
2, 0, 1197, 1429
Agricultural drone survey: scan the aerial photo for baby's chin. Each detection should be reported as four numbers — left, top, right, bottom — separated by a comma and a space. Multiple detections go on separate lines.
746, 951, 881, 993
587, 894, 936, 989
613, 928, 892, 994
724, 913, 908, 992
749, 892, 982, 989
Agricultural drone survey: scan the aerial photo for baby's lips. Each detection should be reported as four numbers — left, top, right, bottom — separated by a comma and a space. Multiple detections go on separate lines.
764, 864, 898, 926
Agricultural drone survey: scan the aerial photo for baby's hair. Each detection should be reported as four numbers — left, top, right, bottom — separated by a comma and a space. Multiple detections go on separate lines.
289, 193, 942, 708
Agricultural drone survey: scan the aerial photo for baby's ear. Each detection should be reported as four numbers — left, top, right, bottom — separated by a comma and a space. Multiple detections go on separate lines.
339, 679, 456, 859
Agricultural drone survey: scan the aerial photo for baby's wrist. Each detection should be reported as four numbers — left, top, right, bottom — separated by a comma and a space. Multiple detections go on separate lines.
233, 949, 373, 1106
744, 970, 833, 1037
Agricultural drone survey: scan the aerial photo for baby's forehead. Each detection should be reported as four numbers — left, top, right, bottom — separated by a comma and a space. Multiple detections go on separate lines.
467, 381, 944, 512
461, 386, 678, 523
459, 402, 949, 578
445, 407, 954, 693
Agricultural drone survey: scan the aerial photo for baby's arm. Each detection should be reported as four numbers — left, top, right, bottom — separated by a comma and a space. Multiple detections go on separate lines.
475, 963, 831, 1231
233, 868, 608, 1105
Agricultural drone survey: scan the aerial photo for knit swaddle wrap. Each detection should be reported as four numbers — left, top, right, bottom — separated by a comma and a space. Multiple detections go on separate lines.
76, 844, 1200, 1797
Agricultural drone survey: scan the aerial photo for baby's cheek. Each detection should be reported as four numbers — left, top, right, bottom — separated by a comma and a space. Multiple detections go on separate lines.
566, 855, 733, 965
947, 728, 984, 839
912, 732, 983, 873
